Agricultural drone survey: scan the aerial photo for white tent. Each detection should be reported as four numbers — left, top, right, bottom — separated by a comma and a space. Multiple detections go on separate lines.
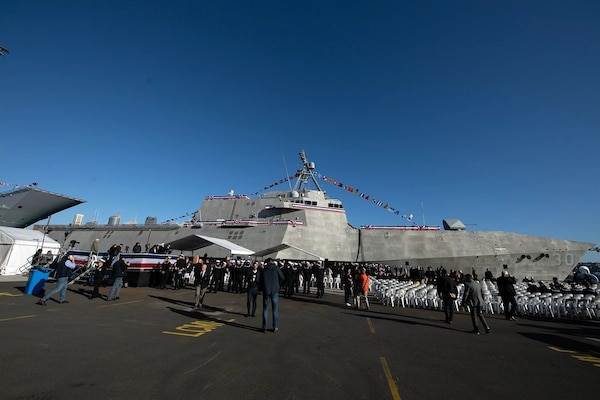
0, 227, 61, 275
167, 234, 255, 256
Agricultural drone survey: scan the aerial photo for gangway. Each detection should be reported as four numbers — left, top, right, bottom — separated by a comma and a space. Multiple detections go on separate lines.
68, 252, 97, 285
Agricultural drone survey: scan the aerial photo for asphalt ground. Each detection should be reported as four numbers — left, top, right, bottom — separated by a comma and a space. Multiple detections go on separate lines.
1, 277, 599, 400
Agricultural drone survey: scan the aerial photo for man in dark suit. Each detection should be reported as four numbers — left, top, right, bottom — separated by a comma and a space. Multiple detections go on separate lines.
246, 261, 261, 317
193, 260, 211, 309
260, 258, 285, 332
436, 268, 458, 323
212, 260, 225, 293
497, 270, 518, 320
301, 262, 312, 294
90, 258, 106, 299
159, 257, 172, 289
313, 260, 325, 298
283, 261, 295, 298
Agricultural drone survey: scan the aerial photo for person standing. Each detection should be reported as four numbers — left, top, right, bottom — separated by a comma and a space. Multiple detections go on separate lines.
461, 274, 490, 334
31, 249, 43, 266
313, 260, 325, 298
227, 259, 235, 292
90, 258, 106, 299
212, 260, 225, 292
106, 243, 118, 267
193, 259, 211, 309
497, 270, 518, 321
343, 267, 354, 307
437, 269, 458, 324
283, 261, 295, 299
107, 256, 128, 301
173, 255, 186, 290
292, 262, 300, 294
132, 242, 142, 253
159, 257, 172, 289
183, 257, 193, 287
36, 254, 77, 305
355, 267, 370, 310
260, 258, 284, 332
301, 261, 312, 294
233, 259, 244, 293
90, 238, 100, 256
246, 261, 261, 317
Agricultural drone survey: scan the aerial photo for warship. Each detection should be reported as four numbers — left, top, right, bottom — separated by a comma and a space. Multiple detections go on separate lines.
25, 151, 594, 282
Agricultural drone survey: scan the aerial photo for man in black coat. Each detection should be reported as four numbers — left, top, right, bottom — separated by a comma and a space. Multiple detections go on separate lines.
91, 258, 106, 299
260, 258, 285, 332
193, 261, 211, 309
159, 257, 172, 289
497, 270, 518, 320
283, 261, 295, 298
301, 262, 312, 294
436, 269, 458, 324
313, 261, 325, 298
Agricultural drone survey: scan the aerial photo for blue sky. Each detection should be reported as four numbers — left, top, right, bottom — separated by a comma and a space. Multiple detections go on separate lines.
1, 1, 599, 261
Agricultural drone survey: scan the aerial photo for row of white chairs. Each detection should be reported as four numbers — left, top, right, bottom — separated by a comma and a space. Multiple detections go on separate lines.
371, 277, 600, 320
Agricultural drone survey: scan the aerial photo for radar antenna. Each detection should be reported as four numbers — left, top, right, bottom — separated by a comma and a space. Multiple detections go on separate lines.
292, 151, 323, 192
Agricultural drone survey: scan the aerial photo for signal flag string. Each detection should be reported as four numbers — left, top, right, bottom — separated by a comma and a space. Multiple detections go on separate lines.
161, 172, 417, 226
0, 181, 38, 188
312, 171, 417, 226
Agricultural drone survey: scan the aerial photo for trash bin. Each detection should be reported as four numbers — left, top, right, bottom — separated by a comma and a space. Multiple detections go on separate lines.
25, 267, 52, 296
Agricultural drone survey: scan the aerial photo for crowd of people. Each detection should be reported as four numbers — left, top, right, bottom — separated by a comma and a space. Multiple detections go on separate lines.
150, 256, 375, 308
34, 240, 597, 333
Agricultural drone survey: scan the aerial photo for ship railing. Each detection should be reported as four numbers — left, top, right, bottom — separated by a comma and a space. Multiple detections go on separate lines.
360, 225, 441, 231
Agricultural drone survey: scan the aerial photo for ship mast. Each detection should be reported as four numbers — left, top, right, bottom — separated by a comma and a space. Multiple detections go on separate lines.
292, 151, 323, 192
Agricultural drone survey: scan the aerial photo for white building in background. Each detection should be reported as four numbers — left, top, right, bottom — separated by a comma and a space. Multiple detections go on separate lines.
72, 214, 84, 226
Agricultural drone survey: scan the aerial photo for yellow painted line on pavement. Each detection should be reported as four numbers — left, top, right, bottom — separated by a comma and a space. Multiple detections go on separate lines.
0, 292, 23, 297
549, 346, 600, 368
366, 317, 376, 333
380, 356, 401, 400
99, 300, 144, 307
0, 315, 35, 322
548, 346, 576, 354
163, 318, 233, 337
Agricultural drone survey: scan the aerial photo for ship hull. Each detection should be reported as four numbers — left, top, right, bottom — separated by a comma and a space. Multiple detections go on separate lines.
32, 152, 594, 282
39, 222, 591, 282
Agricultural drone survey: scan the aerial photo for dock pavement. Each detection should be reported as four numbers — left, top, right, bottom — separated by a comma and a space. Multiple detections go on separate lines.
0, 275, 598, 400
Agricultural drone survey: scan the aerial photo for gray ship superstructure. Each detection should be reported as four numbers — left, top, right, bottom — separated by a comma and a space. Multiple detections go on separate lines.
35, 151, 594, 281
